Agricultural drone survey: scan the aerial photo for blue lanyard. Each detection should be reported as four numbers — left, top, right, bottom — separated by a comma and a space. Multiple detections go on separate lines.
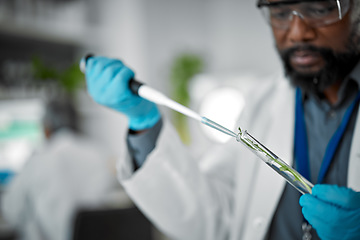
295, 88, 360, 184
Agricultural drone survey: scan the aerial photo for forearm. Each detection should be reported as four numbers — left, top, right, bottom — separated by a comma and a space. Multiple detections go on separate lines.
127, 119, 163, 169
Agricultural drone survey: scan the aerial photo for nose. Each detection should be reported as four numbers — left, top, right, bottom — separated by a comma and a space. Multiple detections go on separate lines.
287, 14, 316, 43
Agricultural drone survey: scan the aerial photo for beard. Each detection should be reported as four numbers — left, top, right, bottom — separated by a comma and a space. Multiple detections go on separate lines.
278, 44, 360, 97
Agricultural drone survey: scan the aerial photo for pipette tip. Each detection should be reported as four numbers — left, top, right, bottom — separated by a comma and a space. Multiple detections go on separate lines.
201, 117, 237, 138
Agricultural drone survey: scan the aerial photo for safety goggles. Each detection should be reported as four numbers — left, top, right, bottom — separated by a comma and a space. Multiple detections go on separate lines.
257, 0, 350, 29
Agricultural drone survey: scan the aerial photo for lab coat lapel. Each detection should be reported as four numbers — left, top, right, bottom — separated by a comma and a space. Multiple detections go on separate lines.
347, 104, 360, 191
240, 79, 296, 239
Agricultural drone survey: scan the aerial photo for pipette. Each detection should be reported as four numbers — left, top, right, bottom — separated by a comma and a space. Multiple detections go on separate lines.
134, 81, 314, 194
129, 79, 238, 138
79, 55, 238, 139
80, 55, 313, 194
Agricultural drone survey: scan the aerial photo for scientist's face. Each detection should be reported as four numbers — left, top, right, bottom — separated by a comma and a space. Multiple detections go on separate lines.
267, 0, 360, 95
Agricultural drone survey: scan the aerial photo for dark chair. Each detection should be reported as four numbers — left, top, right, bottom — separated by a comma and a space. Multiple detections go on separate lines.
71, 206, 153, 240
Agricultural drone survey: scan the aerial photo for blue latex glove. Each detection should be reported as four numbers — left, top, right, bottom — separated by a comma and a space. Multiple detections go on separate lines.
299, 184, 360, 240
84, 56, 160, 131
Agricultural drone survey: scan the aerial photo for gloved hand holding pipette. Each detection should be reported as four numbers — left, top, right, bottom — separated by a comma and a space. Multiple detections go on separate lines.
83, 56, 161, 131
82, 55, 238, 137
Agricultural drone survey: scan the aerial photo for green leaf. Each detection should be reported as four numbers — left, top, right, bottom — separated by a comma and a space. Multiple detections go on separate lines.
31, 56, 85, 94
170, 53, 204, 144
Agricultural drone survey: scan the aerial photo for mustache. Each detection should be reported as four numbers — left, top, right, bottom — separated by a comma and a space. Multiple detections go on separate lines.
279, 45, 334, 63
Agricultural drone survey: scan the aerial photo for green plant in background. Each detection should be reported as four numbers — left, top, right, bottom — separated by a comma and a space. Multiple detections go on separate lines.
31, 56, 85, 94
170, 53, 204, 144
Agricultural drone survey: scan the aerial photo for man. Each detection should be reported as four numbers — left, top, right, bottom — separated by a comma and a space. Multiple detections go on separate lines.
83, 0, 360, 239
2, 98, 119, 240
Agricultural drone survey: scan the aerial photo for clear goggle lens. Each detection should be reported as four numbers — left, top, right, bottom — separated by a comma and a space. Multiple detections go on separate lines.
258, 0, 350, 29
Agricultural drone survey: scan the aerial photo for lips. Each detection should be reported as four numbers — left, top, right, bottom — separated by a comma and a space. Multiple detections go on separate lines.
289, 50, 324, 71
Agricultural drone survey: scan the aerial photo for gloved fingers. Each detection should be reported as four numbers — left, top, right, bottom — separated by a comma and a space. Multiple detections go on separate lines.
301, 186, 360, 240
311, 184, 360, 209
305, 213, 360, 240
88, 64, 124, 99
85, 57, 128, 102
304, 217, 340, 240
301, 194, 360, 229
94, 63, 128, 99
85, 56, 123, 89
86, 56, 123, 79
100, 66, 136, 106
346, 210, 360, 230
301, 194, 340, 225
99, 62, 124, 86
301, 204, 345, 240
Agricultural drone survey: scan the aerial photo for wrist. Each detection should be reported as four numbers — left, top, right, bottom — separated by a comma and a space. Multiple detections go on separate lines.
128, 105, 161, 131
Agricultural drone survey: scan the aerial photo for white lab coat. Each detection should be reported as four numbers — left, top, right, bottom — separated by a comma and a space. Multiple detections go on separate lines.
117, 73, 360, 240
2, 131, 119, 240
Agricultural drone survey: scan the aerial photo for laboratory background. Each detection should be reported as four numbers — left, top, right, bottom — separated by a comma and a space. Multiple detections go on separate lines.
0, 0, 280, 239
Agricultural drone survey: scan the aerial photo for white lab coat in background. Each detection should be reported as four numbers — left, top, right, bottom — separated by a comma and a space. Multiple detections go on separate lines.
2, 131, 120, 240
117, 73, 360, 240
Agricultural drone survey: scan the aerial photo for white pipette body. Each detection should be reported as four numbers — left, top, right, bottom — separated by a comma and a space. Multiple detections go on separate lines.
138, 85, 203, 122
138, 84, 237, 138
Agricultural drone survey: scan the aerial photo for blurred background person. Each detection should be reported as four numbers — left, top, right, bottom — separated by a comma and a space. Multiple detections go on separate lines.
1, 96, 121, 240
